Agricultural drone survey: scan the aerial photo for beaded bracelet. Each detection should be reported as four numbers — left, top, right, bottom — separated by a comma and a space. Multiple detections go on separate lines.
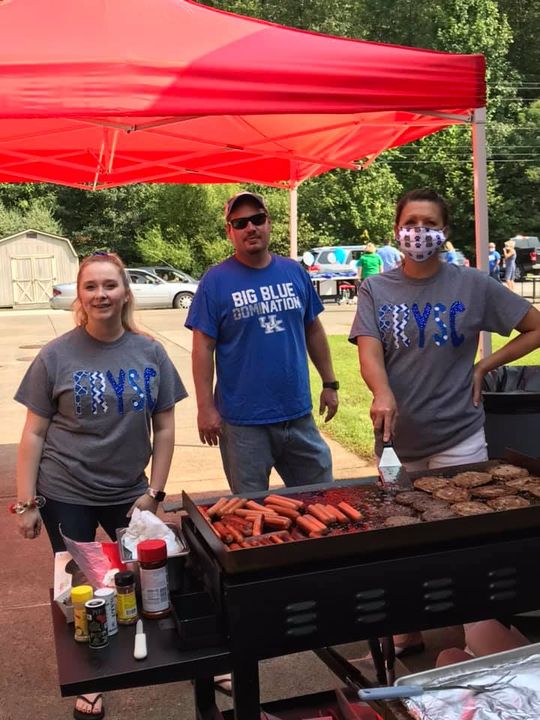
8, 496, 46, 515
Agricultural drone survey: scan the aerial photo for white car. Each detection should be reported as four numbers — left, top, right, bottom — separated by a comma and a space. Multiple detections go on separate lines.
50, 268, 198, 310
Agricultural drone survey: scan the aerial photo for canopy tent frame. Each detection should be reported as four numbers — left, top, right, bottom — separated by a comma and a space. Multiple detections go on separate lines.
0, 0, 490, 356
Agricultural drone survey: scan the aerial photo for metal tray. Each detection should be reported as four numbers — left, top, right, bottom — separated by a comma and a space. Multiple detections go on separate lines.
116, 522, 189, 592
396, 642, 540, 688
182, 451, 540, 576
116, 521, 189, 562
395, 642, 540, 720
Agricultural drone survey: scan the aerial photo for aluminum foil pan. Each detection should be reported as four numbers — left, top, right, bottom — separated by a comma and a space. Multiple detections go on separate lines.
395, 643, 540, 719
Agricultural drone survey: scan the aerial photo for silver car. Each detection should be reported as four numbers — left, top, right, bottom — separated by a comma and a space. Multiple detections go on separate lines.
134, 265, 199, 284
50, 268, 198, 310
302, 245, 366, 274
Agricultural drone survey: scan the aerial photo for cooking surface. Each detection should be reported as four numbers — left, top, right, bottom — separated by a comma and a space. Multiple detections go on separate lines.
182, 455, 540, 576
207, 480, 540, 539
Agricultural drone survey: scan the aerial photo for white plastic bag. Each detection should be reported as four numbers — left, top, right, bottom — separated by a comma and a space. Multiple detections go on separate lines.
122, 508, 182, 558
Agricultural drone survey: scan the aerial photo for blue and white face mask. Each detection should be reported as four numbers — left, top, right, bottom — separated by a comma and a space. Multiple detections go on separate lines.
397, 226, 446, 263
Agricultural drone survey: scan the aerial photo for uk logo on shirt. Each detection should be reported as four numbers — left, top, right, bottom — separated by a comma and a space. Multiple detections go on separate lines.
258, 315, 285, 334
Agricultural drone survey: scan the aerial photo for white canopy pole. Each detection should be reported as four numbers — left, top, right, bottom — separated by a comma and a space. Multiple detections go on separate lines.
289, 185, 298, 258
472, 107, 492, 357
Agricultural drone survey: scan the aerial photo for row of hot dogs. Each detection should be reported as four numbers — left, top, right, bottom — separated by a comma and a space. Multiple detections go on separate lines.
199, 493, 363, 550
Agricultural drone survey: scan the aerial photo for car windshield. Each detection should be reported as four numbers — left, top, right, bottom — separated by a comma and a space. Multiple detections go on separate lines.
129, 271, 161, 285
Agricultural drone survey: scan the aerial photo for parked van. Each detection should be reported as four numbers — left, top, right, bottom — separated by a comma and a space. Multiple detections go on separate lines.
302, 245, 366, 274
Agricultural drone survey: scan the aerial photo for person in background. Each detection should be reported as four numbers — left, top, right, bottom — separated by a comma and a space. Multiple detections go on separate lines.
376, 238, 402, 272
503, 239, 517, 291
13, 252, 187, 720
357, 242, 383, 283
442, 239, 459, 264
488, 241, 501, 281
186, 191, 338, 496
350, 187, 540, 657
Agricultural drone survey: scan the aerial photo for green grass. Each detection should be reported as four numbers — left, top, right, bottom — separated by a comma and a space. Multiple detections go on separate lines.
310, 332, 540, 461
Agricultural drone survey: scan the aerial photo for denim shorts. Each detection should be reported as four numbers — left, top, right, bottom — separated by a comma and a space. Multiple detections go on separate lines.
219, 413, 333, 494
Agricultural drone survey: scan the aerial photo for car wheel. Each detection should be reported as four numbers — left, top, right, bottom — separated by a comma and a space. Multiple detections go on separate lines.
173, 292, 194, 309
515, 265, 523, 282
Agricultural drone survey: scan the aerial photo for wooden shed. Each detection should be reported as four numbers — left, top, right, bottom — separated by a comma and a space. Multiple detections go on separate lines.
0, 229, 78, 308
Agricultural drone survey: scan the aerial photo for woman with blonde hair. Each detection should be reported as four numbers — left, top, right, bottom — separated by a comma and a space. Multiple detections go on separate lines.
503, 239, 517, 291
13, 252, 187, 720
442, 240, 459, 265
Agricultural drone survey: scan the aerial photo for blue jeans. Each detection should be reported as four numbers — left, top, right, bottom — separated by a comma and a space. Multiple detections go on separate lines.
40, 497, 133, 554
219, 413, 333, 494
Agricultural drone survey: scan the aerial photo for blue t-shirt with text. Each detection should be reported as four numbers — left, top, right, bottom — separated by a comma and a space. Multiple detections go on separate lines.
186, 255, 323, 424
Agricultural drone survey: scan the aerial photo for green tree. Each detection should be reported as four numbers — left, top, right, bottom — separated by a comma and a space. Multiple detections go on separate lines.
54, 185, 159, 260
0, 199, 62, 237
491, 100, 540, 241
298, 164, 402, 248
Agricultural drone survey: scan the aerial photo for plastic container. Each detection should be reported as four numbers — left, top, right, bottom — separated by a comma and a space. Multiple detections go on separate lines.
482, 365, 540, 459
114, 570, 139, 625
71, 584, 93, 642
137, 539, 171, 618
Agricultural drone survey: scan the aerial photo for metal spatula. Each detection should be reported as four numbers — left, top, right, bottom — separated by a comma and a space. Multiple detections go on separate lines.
378, 440, 409, 487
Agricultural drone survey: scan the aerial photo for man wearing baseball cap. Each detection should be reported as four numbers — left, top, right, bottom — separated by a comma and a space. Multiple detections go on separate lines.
185, 190, 338, 494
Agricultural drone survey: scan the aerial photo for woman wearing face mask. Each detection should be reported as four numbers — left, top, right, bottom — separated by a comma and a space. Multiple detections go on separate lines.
349, 188, 540, 654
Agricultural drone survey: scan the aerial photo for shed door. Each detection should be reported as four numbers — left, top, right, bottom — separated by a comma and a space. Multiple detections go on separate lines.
11, 255, 56, 305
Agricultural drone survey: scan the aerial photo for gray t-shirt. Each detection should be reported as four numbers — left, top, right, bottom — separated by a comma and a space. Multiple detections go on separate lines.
15, 327, 187, 505
349, 263, 530, 462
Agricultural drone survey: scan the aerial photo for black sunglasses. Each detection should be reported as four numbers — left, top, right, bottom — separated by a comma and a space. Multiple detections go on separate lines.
229, 212, 267, 230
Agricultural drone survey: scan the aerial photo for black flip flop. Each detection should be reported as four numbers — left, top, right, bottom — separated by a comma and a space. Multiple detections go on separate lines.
73, 693, 105, 720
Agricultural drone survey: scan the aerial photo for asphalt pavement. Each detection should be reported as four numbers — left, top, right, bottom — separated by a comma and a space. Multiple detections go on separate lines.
0, 303, 378, 720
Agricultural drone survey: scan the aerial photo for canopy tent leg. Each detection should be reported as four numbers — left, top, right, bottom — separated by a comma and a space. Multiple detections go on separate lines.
472, 107, 492, 357
289, 185, 298, 259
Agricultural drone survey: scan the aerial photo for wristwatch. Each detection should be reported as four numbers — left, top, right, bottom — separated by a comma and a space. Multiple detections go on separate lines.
322, 381, 340, 390
146, 487, 166, 502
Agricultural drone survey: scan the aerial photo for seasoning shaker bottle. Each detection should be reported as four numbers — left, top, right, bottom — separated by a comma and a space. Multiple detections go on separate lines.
94, 587, 118, 636
114, 570, 139, 625
85, 598, 109, 649
71, 585, 93, 642
137, 539, 171, 618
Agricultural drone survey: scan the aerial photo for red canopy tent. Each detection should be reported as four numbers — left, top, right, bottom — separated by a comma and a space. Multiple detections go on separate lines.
0, 0, 485, 191
0, 0, 489, 302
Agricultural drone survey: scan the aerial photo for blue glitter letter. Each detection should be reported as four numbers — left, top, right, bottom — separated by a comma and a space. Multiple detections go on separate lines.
73, 371, 90, 416
88, 371, 108, 415
128, 369, 145, 411
432, 304, 449, 346
107, 369, 126, 415
144, 367, 158, 411
412, 303, 432, 348
450, 301, 466, 347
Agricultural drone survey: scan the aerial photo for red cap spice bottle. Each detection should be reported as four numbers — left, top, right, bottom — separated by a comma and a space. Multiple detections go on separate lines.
137, 539, 171, 618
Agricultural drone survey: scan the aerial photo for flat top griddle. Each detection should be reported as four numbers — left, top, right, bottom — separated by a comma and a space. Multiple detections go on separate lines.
183, 451, 540, 576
